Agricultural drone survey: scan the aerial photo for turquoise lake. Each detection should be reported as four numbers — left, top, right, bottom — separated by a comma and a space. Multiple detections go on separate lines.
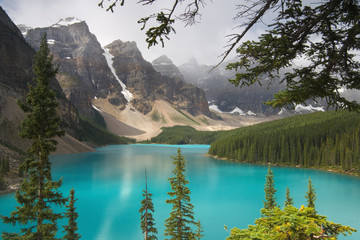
0, 144, 359, 239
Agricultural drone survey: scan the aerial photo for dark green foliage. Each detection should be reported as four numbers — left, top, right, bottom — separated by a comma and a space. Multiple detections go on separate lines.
63, 188, 81, 240
76, 116, 135, 146
165, 148, 197, 239
227, 0, 360, 110
0, 172, 4, 191
209, 111, 360, 174
227, 205, 356, 240
1, 34, 67, 240
194, 220, 204, 240
227, 170, 356, 239
305, 178, 317, 211
264, 165, 277, 210
151, 126, 221, 145
139, 169, 158, 240
0, 155, 10, 173
284, 186, 294, 207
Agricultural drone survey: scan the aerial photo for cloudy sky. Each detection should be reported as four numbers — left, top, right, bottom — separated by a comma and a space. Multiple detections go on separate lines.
0, 0, 264, 66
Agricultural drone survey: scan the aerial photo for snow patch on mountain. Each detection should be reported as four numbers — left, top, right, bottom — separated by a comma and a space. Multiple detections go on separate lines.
52, 17, 83, 27
278, 104, 325, 115
209, 104, 223, 113
294, 104, 324, 113
47, 39, 55, 45
209, 105, 257, 116
102, 47, 132, 102
92, 105, 103, 112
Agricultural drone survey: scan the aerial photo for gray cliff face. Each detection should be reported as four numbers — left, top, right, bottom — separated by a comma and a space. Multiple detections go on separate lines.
24, 18, 127, 119
0, 7, 34, 90
152, 55, 184, 80
105, 40, 211, 116
0, 11, 84, 162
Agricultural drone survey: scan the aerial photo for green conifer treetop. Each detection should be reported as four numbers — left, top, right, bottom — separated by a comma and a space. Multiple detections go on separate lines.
139, 169, 158, 240
226, 205, 356, 240
1, 33, 66, 240
305, 177, 317, 210
264, 164, 277, 209
284, 186, 294, 207
63, 188, 81, 240
165, 148, 197, 239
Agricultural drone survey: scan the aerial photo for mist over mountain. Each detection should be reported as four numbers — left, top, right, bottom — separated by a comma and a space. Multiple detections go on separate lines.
177, 58, 285, 115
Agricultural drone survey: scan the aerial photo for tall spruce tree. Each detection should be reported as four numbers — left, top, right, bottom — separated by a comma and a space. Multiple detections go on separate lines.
1, 33, 66, 240
164, 148, 197, 239
63, 188, 81, 240
139, 169, 158, 240
284, 186, 294, 207
263, 164, 277, 209
305, 178, 317, 210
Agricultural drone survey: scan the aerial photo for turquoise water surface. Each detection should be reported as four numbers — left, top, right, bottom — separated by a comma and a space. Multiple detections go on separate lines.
0, 144, 359, 239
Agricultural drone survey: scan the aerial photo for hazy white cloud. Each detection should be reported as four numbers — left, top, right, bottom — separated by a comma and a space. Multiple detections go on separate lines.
0, 0, 260, 65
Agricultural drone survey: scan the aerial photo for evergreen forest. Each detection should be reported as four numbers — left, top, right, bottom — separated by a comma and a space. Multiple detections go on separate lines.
209, 111, 360, 175
150, 111, 360, 175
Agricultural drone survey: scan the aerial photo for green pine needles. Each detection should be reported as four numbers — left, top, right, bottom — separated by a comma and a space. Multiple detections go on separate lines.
139, 169, 158, 240
264, 164, 277, 209
1, 34, 67, 240
63, 188, 81, 240
306, 177, 317, 211
164, 148, 202, 240
226, 166, 356, 239
284, 186, 294, 207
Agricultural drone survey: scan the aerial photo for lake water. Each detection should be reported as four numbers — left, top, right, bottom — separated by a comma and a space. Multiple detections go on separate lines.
0, 144, 359, 239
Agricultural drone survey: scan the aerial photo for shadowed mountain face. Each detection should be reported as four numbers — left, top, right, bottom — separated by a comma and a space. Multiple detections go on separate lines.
105, 40, 211, 116
24, 18, 127, 121
23, 19, 211, 118
0, 10, 90, 163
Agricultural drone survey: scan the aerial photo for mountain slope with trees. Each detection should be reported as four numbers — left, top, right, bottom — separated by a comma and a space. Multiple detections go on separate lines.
209, 111, 360, 175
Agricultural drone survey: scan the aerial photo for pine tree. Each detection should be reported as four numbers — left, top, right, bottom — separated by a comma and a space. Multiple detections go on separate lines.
193, 220, 204, 240
1, 33, 66, 240
63, 188, 81, 240
139, 169, 158, 240
284, 187, 294, 207
264, 164, 277, 209
165, 148, 197, 239
305, 178, 317, 211
0, 155, 10, 173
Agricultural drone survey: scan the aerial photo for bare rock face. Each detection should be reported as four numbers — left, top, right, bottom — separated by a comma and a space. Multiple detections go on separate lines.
152, 55, 184, 80
0, 7, 34, 90
106, 40, 211, 116
0, 10, 89, 170
24, 18, 127, 120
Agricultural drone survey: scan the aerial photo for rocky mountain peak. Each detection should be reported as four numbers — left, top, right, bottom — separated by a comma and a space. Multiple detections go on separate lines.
51, 17, 84, 27
152, 55, 183, 80
152, 55, 173, 65
24, 19, 127, 120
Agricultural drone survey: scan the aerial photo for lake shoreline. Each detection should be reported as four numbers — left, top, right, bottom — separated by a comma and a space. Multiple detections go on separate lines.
207, 153, 360, 177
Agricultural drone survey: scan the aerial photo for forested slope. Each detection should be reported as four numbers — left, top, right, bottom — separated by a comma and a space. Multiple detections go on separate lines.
209, 111, 360, 174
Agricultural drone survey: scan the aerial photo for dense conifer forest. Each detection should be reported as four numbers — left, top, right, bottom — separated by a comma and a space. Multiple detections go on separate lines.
150, 111, 360, 175
209, 111, 360, 175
